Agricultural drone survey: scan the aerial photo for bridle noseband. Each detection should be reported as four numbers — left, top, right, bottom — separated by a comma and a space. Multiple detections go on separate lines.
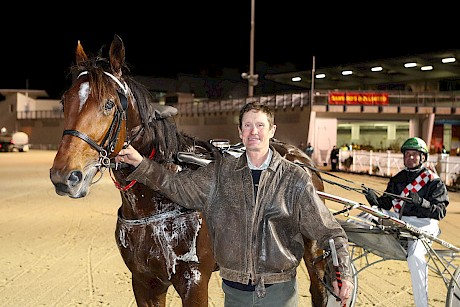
63, 71, 129, 169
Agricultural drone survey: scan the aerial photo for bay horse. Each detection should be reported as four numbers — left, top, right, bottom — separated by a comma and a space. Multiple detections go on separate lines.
49, 34, 329, 306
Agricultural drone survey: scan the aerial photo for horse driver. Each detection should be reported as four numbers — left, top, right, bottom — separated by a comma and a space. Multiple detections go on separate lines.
365, 137, 449, 307
116, 102, 354, 307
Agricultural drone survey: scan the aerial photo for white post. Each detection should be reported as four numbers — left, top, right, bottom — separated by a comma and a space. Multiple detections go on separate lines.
387, 150, 391, 176
369, 150, 373, 175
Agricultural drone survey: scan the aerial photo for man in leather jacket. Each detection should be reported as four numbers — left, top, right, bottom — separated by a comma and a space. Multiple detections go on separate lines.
365, 137, 449, 307
116, 102, 353, 306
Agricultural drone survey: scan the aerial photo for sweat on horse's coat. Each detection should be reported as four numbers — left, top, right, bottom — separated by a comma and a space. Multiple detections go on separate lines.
117, 209, 202, 279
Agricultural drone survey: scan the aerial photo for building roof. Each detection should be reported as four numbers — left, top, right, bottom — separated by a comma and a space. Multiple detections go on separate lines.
265, 50, 460, 91
0, 89, 49, 99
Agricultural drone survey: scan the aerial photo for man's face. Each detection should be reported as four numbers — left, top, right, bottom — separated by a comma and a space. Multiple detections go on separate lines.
238, 110, 276, 153
404, 149, 423, 169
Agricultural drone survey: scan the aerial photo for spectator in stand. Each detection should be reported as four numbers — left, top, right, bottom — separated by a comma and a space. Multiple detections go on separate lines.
441, 145, 448, 155
304, 142, 314, 158
330, 145, 340, 171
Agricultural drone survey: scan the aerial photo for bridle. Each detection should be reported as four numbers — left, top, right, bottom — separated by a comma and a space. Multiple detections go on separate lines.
62, 71, 129, 170
62, 70, 154, 190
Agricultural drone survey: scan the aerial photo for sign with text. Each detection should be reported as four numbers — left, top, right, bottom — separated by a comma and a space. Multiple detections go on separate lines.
328, 92, 389, 105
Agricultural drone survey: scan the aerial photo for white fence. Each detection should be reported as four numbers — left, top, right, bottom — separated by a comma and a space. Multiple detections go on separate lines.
337, 150, 460, 187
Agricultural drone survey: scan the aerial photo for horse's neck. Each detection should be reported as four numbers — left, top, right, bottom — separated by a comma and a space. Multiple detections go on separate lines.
119, 183, 186, 220
117, 136, 185, 221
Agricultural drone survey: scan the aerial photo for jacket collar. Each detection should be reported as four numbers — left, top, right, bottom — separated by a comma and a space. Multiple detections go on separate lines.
235, 146, 281, 172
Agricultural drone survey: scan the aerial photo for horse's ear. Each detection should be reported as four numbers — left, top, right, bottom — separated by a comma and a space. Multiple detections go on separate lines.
76, 40, 88, 65
109, 34, 126, 77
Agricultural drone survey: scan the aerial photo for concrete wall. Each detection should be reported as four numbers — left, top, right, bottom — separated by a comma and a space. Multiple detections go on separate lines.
0, 94, 19, 133
175, 106, 312, 148
19, 119, 64, 150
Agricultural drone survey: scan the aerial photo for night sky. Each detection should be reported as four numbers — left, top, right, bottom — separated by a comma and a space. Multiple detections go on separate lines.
1, 3, 448, 99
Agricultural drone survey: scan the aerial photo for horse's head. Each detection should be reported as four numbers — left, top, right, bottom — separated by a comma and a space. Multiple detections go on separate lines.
51, 34, 179, 198
50, 35, 136, 198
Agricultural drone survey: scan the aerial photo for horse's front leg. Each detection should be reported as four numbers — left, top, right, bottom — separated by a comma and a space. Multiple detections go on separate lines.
132, 274, 169, 307
303, 238, 328, 307
171, 262, 213, 307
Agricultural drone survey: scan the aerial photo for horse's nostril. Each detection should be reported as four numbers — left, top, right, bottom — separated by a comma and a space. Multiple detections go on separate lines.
68, 171, 83, 187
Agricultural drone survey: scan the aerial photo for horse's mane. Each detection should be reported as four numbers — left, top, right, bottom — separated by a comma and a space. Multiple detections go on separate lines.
124, 76, 218, 164
69, 54, 217, 165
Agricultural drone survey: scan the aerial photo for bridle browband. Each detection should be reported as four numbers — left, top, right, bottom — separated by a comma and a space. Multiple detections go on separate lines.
62, 71, 129, 169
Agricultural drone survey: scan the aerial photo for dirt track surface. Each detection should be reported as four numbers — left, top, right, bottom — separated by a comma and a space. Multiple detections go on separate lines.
1, 150, 459, 306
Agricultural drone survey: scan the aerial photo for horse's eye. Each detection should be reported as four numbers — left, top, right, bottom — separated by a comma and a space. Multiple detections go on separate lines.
105, 99, 115, 112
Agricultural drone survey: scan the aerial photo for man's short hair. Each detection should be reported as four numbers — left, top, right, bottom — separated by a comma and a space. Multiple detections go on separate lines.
239, 102, 275, 128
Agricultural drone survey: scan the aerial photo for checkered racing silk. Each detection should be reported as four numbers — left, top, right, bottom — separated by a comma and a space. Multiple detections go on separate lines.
392, 170, 437, 212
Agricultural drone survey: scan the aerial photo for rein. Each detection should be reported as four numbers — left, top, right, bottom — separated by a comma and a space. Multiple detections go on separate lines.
297, 162, 367, 193
298, 162, 412, 216
110, 147, 156, 191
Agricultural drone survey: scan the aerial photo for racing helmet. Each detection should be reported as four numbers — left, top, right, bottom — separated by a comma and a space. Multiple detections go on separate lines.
401, 137, 428, 160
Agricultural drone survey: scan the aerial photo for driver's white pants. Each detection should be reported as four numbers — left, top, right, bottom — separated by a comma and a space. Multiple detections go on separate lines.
384, 211, 439, 307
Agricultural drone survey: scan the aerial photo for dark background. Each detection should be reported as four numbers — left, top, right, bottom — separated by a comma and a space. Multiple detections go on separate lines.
1, 3, 447, 99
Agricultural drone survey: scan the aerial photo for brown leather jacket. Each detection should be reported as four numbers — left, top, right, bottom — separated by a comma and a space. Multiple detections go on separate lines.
127, 147, 352, 287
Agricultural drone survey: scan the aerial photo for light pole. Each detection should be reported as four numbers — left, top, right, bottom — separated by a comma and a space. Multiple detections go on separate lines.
242, 0, 258, 97
311, 56, 315, 105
